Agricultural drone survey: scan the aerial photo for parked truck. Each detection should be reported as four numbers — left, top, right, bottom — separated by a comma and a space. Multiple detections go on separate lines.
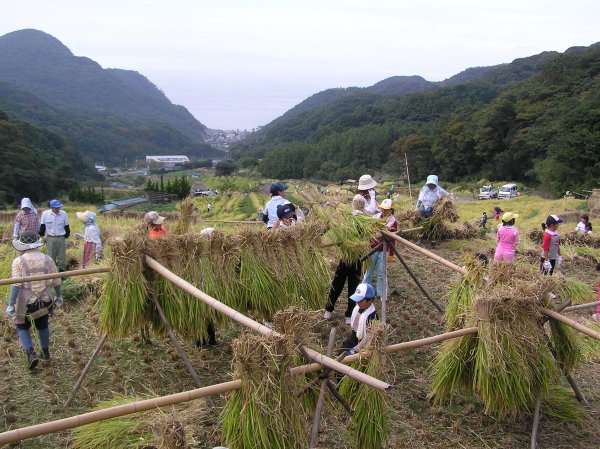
478, 185, 498, 200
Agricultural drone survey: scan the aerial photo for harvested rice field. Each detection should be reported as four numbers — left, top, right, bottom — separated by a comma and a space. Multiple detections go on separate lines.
0, 187, 599, 449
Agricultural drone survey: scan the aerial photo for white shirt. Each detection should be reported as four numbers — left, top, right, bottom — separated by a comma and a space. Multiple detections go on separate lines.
40, 209, 69, 236
263, 196, 290, 228
76, 223, 103, 253
417, 185, 448, 209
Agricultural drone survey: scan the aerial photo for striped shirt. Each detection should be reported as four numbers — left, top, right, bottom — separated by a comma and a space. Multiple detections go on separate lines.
13, 211, 39, 238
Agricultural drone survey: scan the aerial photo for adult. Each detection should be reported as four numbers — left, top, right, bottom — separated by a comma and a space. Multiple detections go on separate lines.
494, 212, 520, 262
5, 232, 62, 369
415, 174, 448, 219
39, 199, 70, 272
356, 174, 379, 216
262, 182, 290, 229
144, 211, 168, 238
13, 198, 39, 239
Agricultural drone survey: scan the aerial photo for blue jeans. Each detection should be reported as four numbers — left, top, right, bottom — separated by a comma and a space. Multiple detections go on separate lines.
363, 251, 384, 297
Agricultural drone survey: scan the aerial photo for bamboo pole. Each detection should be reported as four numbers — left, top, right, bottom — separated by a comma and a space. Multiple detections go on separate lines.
540, 307, 600, 341
309, 328, 336, 448
381, 231, 467, 275
0, 267, 109, 286
308, 329, 343, 447
385, 238, 444, 313
149, 292, 204, 389
0, 327, 472, 445
202, 219, 261, 224
381, 240, 388, 324
144, 255, 391, 392
64, 334, 108, 408
562, 301, 600, 313
0, 380, 242, 445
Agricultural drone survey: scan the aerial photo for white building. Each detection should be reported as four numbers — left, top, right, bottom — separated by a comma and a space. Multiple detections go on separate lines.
145, 155, 190, 164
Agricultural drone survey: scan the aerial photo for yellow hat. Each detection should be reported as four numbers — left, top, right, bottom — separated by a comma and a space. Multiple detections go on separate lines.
502, 212, 519, 222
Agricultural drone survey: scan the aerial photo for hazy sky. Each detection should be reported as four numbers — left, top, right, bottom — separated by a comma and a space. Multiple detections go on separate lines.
2, 1, 599, 130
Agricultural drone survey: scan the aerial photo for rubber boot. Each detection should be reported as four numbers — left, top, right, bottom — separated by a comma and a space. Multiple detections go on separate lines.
41, 348, 51, 360
27, 348, 39, 370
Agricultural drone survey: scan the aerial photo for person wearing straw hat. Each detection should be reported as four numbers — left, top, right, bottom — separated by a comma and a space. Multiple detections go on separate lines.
144, 211, 168, 239
74, 211, 103, 268
356, 174, 380, 216
363, 198, 397, 299
12, 198, 39, 239
494, 212, 520, 262
415, 174, 448, 219
262, 182, 290, 229
5, 231, 63, 369
340, 283, 378, 355
540, 214, 563, 275
39, 199, 70, 271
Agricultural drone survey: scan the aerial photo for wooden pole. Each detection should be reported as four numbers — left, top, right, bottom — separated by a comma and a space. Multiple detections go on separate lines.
309, 328, 336, 448
381, 231, 467, 275
64, 334, 108, 408
530, 397, 541, 449
385, 238, 444, 313
1, 327, 473, 445
540, 307, 600, 341
149, 292, 204, 389
0, 267, 109, 286
562, 301, 600, 313
381, 240, 388, 324
144, 255, 391, 392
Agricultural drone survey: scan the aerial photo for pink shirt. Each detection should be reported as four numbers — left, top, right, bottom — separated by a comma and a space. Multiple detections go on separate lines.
496, 225, 519, 253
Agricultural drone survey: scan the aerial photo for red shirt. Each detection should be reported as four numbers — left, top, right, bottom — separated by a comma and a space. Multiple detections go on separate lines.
148, 226, 167, 239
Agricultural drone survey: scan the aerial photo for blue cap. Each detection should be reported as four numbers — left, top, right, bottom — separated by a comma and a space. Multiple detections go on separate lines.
49, 199, 63, 208
270, 182, 288, 195
546, 214, 563, 225
276, 203, 295, 219
350, 283, 376, 302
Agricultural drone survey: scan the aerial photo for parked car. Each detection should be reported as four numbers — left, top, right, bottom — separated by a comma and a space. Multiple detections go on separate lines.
498, 183, 519, 199
193, 190, 217, 197
478, 184, 498, 200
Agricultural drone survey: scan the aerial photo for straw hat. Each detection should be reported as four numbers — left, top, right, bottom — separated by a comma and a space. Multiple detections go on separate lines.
501, 212, 519, 222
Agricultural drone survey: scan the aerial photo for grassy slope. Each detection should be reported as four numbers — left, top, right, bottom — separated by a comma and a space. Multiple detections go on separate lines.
0, 188, 598, 448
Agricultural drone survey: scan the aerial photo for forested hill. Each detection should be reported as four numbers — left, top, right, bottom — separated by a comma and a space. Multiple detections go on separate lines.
0, 111, 102, 204
235, 43, 600, 195
0, 29, 224, 164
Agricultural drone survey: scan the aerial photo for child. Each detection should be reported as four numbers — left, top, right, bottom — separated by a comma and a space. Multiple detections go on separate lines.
340, 283, 378, 354
363, 199, 397, 299
540, 215, 563, 275
494, 212, 519, 262
479, 211, 488, 228
575, 214, 593, 235
272, 203, 305, 229
593, 262, 600, 321
493, 206, 503, 221
74, 211, 103, 268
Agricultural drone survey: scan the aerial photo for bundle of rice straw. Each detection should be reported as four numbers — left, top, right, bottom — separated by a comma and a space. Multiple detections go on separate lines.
173, 197, 196, 235
98, 222, 330, 339
99, 228, 150, 338
431, 262, 584, 420
421, 196, 459, 241
555, 277, 596, 305
312, 204, 381, 264
444, 255, 486, 331
72, 395, 209, 449
527, 229, 600, 249
338, 321, 389, 449
221, 333, 309, 448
